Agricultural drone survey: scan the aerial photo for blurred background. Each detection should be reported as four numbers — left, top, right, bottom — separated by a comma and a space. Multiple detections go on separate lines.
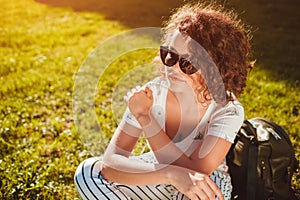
0, 0, 299, 199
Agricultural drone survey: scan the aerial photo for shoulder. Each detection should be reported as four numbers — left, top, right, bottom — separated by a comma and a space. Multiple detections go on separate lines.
207, 99, 244, 143
211, 98, 244, 119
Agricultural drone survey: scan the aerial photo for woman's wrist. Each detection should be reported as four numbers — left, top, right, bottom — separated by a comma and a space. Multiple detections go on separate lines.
135, 114, 151, 126
161, 164, 177, 185
136, 114, 162, 138
164, 165, 190, 187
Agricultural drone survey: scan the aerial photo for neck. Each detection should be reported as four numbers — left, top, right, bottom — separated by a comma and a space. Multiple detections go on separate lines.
171, 86, 198, 105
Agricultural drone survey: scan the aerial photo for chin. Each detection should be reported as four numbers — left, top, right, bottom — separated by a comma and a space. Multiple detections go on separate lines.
169, 79, 192, 92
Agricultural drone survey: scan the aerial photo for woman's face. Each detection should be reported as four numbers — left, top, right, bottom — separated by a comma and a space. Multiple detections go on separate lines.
164, 30, 197, 92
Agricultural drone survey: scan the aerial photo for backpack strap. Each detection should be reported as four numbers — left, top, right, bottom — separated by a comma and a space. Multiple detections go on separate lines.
243, 120, 258, 200
247, 143, 258, 200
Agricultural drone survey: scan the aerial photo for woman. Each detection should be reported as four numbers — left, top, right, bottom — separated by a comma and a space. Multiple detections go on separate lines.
74, 2, 253, 200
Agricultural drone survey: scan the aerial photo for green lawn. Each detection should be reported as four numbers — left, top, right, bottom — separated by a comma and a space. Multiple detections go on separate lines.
0, 0, 299, 199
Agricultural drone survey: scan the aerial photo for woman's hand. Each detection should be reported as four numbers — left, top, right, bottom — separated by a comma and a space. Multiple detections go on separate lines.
126, 86, 153, 119
170, 167, 224, 200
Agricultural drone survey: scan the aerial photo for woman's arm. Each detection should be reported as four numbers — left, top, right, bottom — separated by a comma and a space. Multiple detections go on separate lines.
102, 124, 224, 200
102, 121, 174, 184
136, 114, 231, 175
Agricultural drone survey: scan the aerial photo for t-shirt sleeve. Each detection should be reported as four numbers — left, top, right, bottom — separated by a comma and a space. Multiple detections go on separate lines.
207, 101, 244, 143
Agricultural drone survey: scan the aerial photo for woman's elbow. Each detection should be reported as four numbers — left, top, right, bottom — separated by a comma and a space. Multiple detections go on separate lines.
102, 152, 123, 180
101, 163, 113, 180
102, 154, 110, 166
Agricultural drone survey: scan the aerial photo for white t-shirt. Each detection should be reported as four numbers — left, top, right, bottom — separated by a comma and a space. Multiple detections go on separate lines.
121, 77, 244, 161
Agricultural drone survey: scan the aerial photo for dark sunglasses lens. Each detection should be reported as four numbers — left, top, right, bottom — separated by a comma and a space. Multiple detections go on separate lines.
160, 47, 178, 67
179, 58, 198, 74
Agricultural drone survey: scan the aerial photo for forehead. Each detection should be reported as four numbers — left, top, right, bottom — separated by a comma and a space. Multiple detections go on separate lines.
166, 30, 189, 55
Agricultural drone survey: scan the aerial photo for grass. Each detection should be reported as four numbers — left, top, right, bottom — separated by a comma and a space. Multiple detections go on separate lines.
0, 0, 299, 199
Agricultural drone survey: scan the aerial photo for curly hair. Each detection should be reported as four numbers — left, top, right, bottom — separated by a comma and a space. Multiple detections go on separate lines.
162, 2, 254, 103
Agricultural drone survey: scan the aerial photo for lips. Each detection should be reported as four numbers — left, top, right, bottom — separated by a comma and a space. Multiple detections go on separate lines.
168, 74, 186, 82
165, 68, 186, 83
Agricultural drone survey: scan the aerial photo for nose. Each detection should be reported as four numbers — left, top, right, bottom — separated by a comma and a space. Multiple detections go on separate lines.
172, 62, 183, 74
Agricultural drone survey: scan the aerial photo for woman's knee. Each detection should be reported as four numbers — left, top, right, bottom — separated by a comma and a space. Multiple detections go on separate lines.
74, 157, 103, 186
74, 157, 109, 199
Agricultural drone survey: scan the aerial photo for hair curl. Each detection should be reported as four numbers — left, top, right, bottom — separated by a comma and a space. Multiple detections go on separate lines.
162, 2, 254, 103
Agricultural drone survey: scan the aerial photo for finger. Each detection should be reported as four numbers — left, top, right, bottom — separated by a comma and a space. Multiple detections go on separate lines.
194, 188, 209, 200
185, 192, 199, 200
195, 181, 215, 200
205, 177, 224, 200
145, 86, 153, 98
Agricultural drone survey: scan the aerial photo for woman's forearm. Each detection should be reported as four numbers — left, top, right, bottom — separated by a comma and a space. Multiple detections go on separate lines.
102, 153, 224, 200
102, 153, 173, 185
126, 111, 216, 175
136, 114, 232, 175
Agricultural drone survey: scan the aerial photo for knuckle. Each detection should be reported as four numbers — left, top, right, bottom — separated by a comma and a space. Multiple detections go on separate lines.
186, 191, 193, 198
196, 179, 204, 185
191, 187, 198, 195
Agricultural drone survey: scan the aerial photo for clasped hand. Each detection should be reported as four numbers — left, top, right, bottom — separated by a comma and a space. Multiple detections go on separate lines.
172, 167, 224, 200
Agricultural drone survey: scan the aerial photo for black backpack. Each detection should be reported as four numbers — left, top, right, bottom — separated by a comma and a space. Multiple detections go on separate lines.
226, 118, 299, 200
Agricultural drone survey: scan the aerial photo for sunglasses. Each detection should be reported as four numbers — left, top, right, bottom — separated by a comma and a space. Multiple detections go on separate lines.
160, 46, 198, 75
